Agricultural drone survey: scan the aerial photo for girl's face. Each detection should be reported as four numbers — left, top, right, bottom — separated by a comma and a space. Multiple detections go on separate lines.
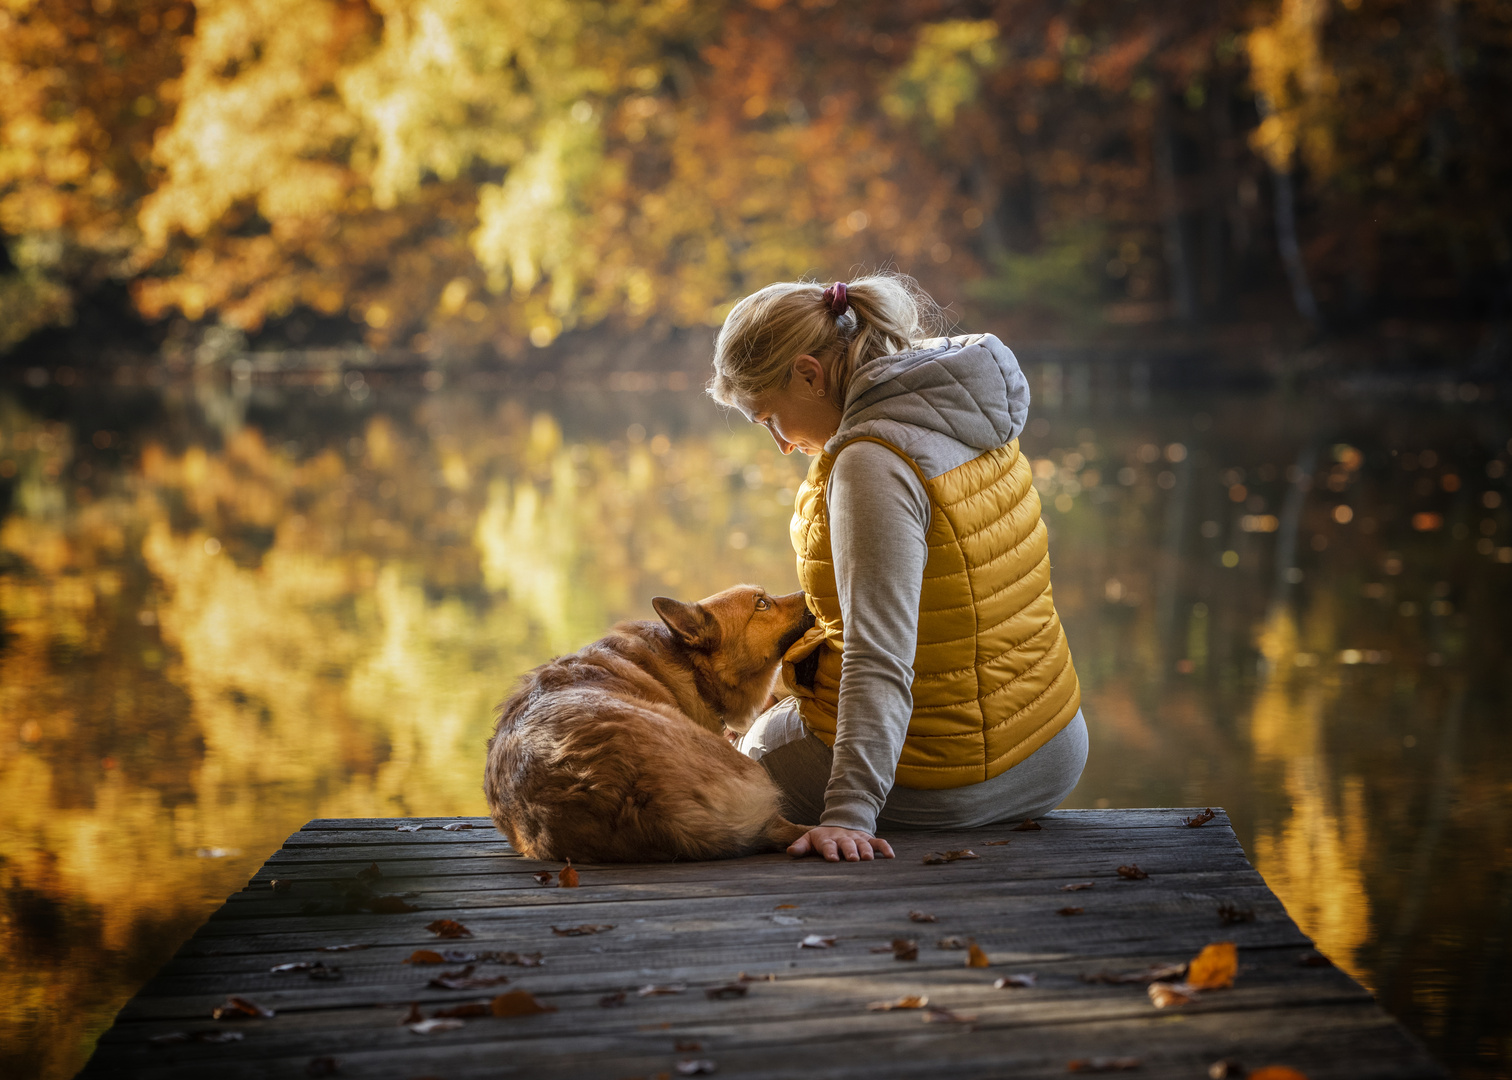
738, 354, 843, 456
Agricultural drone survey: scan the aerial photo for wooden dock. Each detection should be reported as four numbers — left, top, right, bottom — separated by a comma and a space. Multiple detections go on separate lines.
80, 809, 1444, 1079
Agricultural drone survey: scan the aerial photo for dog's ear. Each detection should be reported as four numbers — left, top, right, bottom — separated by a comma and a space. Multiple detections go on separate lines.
652, 596, 720, 650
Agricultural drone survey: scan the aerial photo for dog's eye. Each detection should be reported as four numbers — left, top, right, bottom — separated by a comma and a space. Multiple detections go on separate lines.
755, 596, 770, 611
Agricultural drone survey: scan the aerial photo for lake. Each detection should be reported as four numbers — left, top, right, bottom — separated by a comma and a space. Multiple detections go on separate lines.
1, 362, 1509, 1078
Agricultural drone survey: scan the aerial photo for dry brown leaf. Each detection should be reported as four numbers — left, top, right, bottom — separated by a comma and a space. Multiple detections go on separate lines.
599, 992, 627, 1007
1012, 819, 1043, 831
890, 938, 919, 961
490, 990, 556, 1017
400, 1002, 423, 1025
211, 996, 274, 1020
774, 903, 798, 910
431, 1002, 490, 1018
425, 918, 473, 939
994, 973, 1037, 988
1217, 903, 1255, 925
984, 839, 1011, 846
1246, 1069, 1309, 1080
1116, 864, 1149, 880
428, 965, 511, 990
736, 971, 777, 983
798, 934, 836, 949
1060, 882, 1095, 892
1148, 981, 1194, 1008
1183, 808, 1216, 828
558, 860, 580, 888
966, 943, 991, 968
552, 924, 613, 936
637, 983, 687, 996
1057, 906, 1085, 916
908, 910, 937, 922
1067, 1057, 1142, 1072
705, 983, 749, 999
441, 822, 474, 831
407, 1018, 465, 1034
1186, 942, 1238, 989
937, 936, 968, 950
867, 994, 928, 1011
531, 871, 554, 885
922, 849, 980, 864
922, 1006, 978, 1024
367, 896, 418, 913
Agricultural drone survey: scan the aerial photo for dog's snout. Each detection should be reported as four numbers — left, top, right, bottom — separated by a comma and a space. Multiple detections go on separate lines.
799, 607, 816, 632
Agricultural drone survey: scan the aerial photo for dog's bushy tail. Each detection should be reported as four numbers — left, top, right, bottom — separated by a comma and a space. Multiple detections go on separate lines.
758, 816, 809, 852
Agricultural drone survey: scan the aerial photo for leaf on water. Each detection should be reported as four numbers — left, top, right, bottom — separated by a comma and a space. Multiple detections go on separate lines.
558, 860, 579, 888
1080, 963, 1186, 985
432, 1002, 491, 1018
1186, 942, 1238, 990
966, 943, 991, 968
368, 896, 418, 913
401, 1003, 423, 1025
867, 995, 929, 1011
774, 903, 798, 909
426, 918, 473, 939
319, 943, 370, 952
637, 983, 687, 996
1217, 903, 1255, 925
984, 839, 1011, 846
1183, 808, 1216, 828
922, 1006, 978, 1024
891, 938, 919, 961
1148, 981, 1194, 1008
532, 871, 554, 886
211, 996, 274, 1020
599, 992, 627, 1007
705, 983, 749, 999
1057, 906, 1085, 916
1246, 1069, 1310, 1080
1299, 951, 1333, 968
271, 879, 293, 893
676, 1061, 717, 1076
441, 822, 474, 831
1067, 1057, 1143, 1072
551, 924, 613, 936
305, 1056, 339, 1078
1060, 882, 1095, 892
395, 824, 422, 832
490, 990, 557, 1017
798, 934, 836, 949
908, 910, 937, 922
937, 937, 968, 950
408, 1018, 465, 1034
994, 974, 1037, 988
356, 863, 382, 883
1012, 819, 1042, 831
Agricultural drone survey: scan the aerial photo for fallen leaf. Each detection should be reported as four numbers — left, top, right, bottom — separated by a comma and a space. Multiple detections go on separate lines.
994, 974, 1037, 988
637, 984, 687, 996
599, 992, 627, 1007
771, 914, 803, 926
559, 860, 580, 888
1207, 1060, 1245, 1079
532, 871, 555, 886
867, 995, 928, 1011
401, 1003, 423, 1025
356, 863, 382, 883
736, 971, 777, 983
1012, 819, 1043, 831
211, 996, 274, 1020
319, 943, 370, 952
675, 1061, 716, 1076
1186, 942, 1238, 990
1246, 1069, 1309, 1080
1298, 951, 1333, 968
1080, 963, 1187, 985
490, 990, 557, 1017
431, 1002, 491, 1018
307, 963, 343, 981
1183, 808, 1216, 828
922, 849, 979, 864
984, 839, 1011, 846
150, 1031, 245, 1046
408, 1018, 465, 1034
675, 1040, 704, 1052
441, 822, 474, 831
966, 943, 991, 968
270, 961, 316, 973
1057, 906, 1085, 916
428, 966, 511, 990
395, 824, 422, 832
1217, 903, 1255, 925
1060, 882, 1095, 892
774, 903, 798, 909
1148, 981, 1194, 1008
798, 934, 836, 949
1116, 864, 1149, 880
922, 1006, 978, 1024
891, 938, 919, 961
937, 937, 968, 950
908, 910, 937, 923
425, 919, 473, 939
368, 896, 418, 913
306, 1056, 339, 1077
705, 984, 749, 1000
271, 879, 293, 893
1067, 1058, 1142, 1072
552, 924, 613, 936
493, 950, 546, 966
404, 950, 446, 965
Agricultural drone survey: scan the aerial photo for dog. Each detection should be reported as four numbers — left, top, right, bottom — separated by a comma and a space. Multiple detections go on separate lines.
484, 585, 815, 862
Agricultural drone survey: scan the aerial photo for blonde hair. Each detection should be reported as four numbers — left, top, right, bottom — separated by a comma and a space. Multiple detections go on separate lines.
708, 272, 943, 407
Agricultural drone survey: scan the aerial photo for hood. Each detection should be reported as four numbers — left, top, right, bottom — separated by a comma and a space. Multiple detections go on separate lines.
826, 334, 1030, 472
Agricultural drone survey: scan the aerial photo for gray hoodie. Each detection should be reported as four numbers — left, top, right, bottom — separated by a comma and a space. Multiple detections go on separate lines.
817, 334, 1032, 831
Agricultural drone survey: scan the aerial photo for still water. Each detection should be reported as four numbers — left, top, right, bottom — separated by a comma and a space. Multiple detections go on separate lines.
1, 367, 1509, 1078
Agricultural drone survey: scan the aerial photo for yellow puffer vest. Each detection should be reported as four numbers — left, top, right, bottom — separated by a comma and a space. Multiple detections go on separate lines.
782, 436, 1080, 790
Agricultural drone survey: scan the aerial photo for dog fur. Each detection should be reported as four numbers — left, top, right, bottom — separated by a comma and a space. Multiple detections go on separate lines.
484, 585, 815, 862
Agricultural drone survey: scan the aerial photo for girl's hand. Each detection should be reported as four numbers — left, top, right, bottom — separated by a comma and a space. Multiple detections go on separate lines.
787, 826, 895, 862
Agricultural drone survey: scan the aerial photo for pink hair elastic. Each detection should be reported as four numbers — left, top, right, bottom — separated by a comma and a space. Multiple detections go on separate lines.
822, 282, 849, 317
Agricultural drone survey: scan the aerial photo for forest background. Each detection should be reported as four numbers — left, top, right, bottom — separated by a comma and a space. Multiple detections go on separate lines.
2, 0, 1511, 373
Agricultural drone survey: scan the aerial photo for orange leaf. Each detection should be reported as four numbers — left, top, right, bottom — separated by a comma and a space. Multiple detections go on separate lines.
1012, 819, 1042, 831
558, 860, 579, 888
1116, 864, 1148, 880
1186, 941, 1238, 989
490, 990, 557, 1017
1247, 1069, 1310, 1080
1057, 906, 1084, 916
425, 919, 473, 939
867, 994, 928, 1011
966, 943, 991, 968
1147, 981, 1193, 1008
774, 903, 798, 910
431, 1002, 490, 1018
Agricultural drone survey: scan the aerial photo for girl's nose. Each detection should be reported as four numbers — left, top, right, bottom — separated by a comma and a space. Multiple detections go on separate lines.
765, 424, 795, 455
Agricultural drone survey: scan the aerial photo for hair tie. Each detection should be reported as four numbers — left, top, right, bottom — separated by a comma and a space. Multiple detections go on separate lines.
822, 282, 849, 317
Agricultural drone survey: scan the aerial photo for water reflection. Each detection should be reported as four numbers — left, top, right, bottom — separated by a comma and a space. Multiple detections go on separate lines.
1, 374, 1509, 1078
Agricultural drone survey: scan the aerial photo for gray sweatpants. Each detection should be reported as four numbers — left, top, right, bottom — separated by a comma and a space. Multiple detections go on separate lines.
737, 700, 1089, 831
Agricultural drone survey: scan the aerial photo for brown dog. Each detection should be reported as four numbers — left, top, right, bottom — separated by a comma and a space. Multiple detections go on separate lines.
484, 585, 815, 862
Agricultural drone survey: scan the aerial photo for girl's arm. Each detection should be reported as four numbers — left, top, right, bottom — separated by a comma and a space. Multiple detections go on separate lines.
821, 439, 931, 834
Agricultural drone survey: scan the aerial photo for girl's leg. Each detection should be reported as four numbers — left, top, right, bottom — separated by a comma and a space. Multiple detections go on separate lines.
736, 698, 830, 826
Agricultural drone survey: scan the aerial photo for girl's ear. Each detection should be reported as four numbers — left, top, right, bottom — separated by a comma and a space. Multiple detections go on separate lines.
792, 354, 826, 393
652, 597, 719, 649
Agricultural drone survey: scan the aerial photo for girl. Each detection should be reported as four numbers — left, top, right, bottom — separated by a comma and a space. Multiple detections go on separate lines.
709, 273, 1088, 863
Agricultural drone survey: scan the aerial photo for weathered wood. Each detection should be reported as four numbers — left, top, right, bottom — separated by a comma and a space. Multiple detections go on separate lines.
79, 809, 1446, 1079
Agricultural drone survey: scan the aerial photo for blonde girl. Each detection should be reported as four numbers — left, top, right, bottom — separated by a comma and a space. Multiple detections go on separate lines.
710, 273, 1087, 863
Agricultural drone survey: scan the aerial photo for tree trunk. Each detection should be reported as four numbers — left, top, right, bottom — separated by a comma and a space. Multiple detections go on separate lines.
1271, 168, 1321, 324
